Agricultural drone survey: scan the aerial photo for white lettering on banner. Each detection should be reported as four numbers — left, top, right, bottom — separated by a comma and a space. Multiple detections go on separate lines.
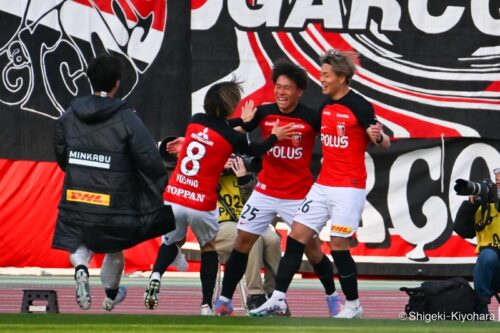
471, 0, 500, 36
167, 185, 205, 203
321, 133, 348, 148
267, 146, 303, 159
191, 0, 223, 30
227, 0, 281, 28
349, 0, 401, 31
175, 173, 199, 188
286, 0, 343, 29
192, 0, 500, 36
408, 0, 464, 34
387, 147, 448, 261
358, 143, 500, 261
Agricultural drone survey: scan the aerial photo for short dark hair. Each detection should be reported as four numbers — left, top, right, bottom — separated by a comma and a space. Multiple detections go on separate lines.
271, 58, 308, 90
320, 49, 357, 85
204, 80, 243, 119
86, 54, 122, 93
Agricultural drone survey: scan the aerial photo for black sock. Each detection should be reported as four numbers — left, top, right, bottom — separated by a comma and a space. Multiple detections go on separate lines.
200, 251, 219, 307
331, 250, 358, 301
74, 265, 89, 279
275, 236, 305, 293
220, 249, 249, 299
312, 255, 336, 295
152, 243, 178, 276
105, 288, 118, 300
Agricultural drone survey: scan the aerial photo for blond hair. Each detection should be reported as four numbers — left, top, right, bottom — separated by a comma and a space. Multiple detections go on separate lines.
320, 49, 358, 85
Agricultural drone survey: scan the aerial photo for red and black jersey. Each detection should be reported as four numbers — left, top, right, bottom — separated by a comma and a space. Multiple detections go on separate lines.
165, 113, 276, 211
317, 90, 377, 189
241, 103, 320, 199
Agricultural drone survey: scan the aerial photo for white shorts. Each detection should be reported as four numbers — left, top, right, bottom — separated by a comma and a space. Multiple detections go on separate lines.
163, 202, 219, 247
237, 191, 303, 236
293, 184, 366, 238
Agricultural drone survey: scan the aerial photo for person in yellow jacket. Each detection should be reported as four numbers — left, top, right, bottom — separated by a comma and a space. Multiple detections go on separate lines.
209, 155, 282, 314
454, 168, 500, 315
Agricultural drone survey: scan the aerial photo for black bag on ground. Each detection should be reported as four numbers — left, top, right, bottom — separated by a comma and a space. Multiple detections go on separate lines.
400, 277, 477, 317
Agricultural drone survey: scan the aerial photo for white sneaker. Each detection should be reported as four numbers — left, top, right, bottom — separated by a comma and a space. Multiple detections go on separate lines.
171, 247, 189, 272
200, 304, 215, 316
75, 269, 91, 310
249, 297, 289, 317
334, 305, 363, 319
102, 286, 127, 311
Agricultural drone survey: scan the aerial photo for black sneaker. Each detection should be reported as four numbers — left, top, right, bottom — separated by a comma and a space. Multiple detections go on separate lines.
246, 294, 267, 310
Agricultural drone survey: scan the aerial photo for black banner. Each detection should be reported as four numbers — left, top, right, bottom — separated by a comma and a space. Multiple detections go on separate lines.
0, 0, 190, 161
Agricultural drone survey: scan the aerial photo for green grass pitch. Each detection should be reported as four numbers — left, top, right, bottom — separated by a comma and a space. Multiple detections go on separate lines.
0, 314, 498, 333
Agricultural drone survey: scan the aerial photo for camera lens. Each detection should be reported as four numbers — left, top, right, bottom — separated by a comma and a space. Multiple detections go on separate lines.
470, 182, 481, 196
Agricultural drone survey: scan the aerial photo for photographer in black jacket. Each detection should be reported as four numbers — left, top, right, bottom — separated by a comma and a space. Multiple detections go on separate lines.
454, 168, 500, 315
52, 54, 174, 312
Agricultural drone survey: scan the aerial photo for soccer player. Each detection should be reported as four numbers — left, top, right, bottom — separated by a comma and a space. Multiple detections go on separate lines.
214, 59, 339, 316
144, 80, 296, 311
249, 49, 390, 319
214, 155, 282, 313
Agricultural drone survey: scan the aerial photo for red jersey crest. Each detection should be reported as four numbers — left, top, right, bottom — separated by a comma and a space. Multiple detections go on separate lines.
336, 123, 345, 136
291, 134, 302, 147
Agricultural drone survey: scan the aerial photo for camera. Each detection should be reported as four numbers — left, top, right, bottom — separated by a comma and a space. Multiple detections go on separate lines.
454, 178, 497, 204
159, 136, 179, 171
234, 153, 262, 173
222, 153, 262, 176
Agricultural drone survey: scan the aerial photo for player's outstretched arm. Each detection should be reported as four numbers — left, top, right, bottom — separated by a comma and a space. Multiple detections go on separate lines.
166, 137, 185, 154
240, 100, 257, 123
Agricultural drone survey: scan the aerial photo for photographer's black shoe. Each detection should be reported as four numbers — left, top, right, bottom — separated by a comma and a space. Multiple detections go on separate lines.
246, 294, 267, 310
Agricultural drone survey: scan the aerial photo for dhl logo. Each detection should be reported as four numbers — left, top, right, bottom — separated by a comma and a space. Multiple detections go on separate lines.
331, 225, 352, 234
66, 189, 110, 206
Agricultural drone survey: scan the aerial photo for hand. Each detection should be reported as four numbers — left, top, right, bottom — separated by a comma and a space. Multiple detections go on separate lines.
367, 122, 383, 144
224, 155, 235, 170
166, 137, 185, 154
240, 100, 257, 123
468, 195, 476, 204
368, 122, 390, 148
231, 156, 249, 177
271, 119, 299, 141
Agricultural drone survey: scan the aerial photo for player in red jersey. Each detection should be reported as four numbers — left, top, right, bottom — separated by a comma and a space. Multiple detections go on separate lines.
250, 49, 390, 319
214, 59, 340, 316
144, 80, 296, 311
